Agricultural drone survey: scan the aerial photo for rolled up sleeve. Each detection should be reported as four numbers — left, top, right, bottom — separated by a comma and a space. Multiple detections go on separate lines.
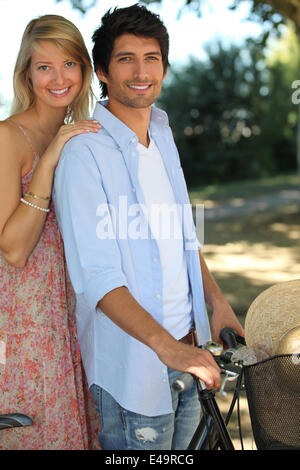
53, 138, 128, 311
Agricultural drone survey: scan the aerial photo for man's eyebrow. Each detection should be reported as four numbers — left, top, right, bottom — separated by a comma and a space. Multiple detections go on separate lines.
114, 51, 134, 58
145, 51, 162, 57
114, 51, 162, 58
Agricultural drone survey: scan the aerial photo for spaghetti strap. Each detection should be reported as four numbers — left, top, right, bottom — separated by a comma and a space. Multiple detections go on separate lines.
6, 120, 39, 180
15, 122, 36, 155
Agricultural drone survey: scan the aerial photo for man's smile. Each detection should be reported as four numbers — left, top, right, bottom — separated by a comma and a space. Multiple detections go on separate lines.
127, 83, 152, 91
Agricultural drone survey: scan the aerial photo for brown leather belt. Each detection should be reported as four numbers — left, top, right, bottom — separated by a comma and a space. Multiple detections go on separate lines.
179, 328, 196, 346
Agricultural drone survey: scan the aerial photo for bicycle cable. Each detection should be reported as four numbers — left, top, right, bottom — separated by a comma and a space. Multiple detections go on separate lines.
223, 362, 245, 450
236, 366, 245, 450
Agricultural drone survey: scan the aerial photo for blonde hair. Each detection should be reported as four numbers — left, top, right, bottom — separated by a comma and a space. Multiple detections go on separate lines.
11, 14, 94, 122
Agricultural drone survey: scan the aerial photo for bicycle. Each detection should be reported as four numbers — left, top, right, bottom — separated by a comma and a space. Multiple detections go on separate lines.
0, 413, 33, 431
0, 329, 242, 449
1, 330, 241, 448
1, 328, 299, 451
173, 327, 300, 451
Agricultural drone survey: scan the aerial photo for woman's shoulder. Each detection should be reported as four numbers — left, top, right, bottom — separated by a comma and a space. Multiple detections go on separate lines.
0, 117, 29, 167
0, 113, 34, 146
0, 117, 23, 140
0, 118, 15, 132
0, 120, 18, 152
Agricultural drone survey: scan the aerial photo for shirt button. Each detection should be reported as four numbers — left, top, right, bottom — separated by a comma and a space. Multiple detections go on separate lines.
156, 293, 161, 299
153, 257, 158, 262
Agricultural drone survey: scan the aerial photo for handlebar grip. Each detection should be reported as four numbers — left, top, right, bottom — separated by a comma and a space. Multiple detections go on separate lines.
220, 327, 238, 349
172, 372, 194, 392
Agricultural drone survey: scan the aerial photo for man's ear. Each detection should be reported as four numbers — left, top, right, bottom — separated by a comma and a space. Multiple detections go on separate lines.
96, 68, 108, 84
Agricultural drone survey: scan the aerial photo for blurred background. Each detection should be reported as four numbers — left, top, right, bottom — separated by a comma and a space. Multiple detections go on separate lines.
1, 0, 299, 321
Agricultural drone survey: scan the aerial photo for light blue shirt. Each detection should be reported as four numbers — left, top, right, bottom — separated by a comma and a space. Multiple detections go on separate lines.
53, 101, 211, 417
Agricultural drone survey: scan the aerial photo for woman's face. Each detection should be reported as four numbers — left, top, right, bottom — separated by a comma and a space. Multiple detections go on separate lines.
29, 40, 83, 111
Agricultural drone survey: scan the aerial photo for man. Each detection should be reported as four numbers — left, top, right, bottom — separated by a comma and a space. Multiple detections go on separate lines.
54, 5, 244, 450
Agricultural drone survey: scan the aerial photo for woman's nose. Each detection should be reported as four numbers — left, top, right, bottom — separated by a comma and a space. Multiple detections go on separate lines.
52, 68, 66, 86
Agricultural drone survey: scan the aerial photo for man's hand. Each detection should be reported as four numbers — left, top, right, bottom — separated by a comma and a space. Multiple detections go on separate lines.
211, 300, 245, 345
155, 340, 221, 390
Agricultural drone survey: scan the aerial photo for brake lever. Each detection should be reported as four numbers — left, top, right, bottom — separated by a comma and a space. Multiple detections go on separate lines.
219, 369, 240, 398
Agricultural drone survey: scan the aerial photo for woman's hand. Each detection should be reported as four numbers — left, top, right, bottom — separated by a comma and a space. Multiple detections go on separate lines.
41, 120, 101, 169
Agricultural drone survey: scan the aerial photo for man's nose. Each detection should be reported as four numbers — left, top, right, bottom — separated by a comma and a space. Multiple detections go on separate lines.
133, 60, 149, 80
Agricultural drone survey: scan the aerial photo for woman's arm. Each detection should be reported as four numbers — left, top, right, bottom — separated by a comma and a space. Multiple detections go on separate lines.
0, 120, 100, 267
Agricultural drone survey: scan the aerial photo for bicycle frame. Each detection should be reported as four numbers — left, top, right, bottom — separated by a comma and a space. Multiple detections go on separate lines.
187, 381, 235, 450
185, 328, 246, 450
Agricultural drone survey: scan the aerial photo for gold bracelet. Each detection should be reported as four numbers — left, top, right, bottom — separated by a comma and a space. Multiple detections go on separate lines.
24, 191, 51, 201
20, 197, 50, 213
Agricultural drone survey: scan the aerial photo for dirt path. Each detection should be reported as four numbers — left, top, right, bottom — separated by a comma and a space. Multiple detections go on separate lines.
199, 189, 300, 220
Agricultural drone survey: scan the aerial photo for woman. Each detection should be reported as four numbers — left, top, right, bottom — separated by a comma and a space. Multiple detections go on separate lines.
0, 15, 100, 449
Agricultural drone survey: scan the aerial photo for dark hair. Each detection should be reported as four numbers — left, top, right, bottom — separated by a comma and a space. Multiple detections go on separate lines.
92, 4, 169, 98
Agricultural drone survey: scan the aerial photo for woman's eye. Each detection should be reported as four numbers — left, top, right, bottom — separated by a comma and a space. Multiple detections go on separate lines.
38, 65, 49, 71
66, 61, 75, 67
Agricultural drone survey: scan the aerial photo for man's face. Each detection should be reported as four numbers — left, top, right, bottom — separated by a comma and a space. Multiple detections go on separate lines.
97, 33, 167, 110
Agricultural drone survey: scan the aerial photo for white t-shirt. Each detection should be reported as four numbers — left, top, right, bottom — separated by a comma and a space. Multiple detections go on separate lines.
137, 137, 192, 339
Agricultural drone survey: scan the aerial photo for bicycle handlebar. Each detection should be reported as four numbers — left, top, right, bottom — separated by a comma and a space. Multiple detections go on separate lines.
0, 413, 33, 430
172, 327, 246, 392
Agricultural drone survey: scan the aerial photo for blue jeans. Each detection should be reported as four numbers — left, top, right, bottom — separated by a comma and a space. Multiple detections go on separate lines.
90, 368, 200, 450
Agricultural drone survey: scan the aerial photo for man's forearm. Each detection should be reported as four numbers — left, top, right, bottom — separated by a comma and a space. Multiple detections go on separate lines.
97, 286, 174, 354
97, 285, 222, 389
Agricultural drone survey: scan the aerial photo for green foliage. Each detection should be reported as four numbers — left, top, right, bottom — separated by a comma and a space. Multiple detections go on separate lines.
157, 37, 298, 186
55, 0, 98, 14
59, 0, 298, 185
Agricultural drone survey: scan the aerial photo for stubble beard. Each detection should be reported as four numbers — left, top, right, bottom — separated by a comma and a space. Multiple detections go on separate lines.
115, 81, 161, 109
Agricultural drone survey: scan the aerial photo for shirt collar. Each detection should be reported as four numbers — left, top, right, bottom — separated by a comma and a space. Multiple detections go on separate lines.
92, 100, 169, 151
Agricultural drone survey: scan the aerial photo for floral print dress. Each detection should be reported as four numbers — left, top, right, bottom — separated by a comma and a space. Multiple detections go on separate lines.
0, 124, 99, 449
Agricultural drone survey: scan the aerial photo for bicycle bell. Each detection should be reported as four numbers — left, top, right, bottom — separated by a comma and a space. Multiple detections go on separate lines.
203, 341, 223, 356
